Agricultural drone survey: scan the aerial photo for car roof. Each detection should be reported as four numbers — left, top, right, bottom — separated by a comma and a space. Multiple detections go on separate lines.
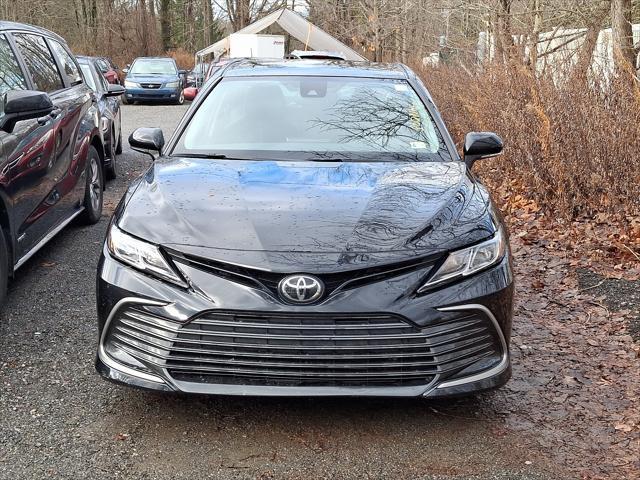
222, 59, 410, 79
0, 20, 66, 44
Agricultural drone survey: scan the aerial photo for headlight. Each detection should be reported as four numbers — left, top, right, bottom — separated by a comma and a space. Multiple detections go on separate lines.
418, 228, 506, 292
165, 81, 180, 88
107, 224, 186, 287
124, 80, 138, 88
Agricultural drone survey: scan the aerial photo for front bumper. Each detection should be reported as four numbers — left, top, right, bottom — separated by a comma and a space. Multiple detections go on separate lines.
124, 87, 180, 102
96, 247, 514, 398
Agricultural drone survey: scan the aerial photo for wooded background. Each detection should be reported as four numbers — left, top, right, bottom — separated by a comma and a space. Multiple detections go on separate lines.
0, 1, 638, 70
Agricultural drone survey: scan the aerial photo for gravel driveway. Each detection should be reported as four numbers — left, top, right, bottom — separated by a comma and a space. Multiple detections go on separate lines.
0, 104, 631, 480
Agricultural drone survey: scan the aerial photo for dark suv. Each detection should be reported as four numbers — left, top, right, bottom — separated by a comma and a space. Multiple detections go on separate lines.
0, 21, 105, 306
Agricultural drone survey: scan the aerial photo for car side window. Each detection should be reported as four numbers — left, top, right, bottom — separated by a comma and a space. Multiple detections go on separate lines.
0, 34, 27, 96
97, 68, 109, 91
13, 33, 64, 93
96, 59, 108, 73
49, 40, 83, 86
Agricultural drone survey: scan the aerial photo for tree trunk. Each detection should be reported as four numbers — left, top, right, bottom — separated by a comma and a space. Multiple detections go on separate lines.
572, 10, 607, 87
139, 0, 150, 55
160, 0, 171, 51
527, 0, 542, 71
494, 0, 513, 63
611, 0, 636, 73
229, 0, 251, 30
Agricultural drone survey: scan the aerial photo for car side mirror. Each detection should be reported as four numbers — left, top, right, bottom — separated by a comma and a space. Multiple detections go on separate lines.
122, 68, 129, 74
105, 84, 125, 97
129, 127, 164, 158
463, 132, 503, 169
178, 69, 187, 75
0, 90, 54, 133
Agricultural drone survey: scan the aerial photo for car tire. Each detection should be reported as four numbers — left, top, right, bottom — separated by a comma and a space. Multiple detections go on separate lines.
115, 127, 122, 155
80, 146, 104, 225
122, 95, 130, 105
175, 89, 185, 105
0, 229, 9, 310
106, 128, 117, 181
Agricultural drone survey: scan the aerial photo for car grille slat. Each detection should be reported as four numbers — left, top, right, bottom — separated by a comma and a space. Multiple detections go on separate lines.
106, 308, 502, 388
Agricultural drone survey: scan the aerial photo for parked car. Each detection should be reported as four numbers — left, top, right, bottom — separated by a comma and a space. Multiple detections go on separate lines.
77, 56, 125, 180
122, 57, 186, 104
94, 57, 121, 85
0, 21, 105, 306
186, 62, 209, 87
205, 57, 232, 81
183, 58, 232, 100
96, 59, 513, 398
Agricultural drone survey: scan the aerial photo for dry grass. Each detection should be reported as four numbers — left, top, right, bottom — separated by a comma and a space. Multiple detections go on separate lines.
417, 63, 640, 223
166, 48, 196, 70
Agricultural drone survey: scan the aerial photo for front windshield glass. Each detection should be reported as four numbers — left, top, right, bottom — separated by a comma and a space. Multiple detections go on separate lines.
130, 59, 177, 75
79, 63, 96, 91
173, 76, 451, 162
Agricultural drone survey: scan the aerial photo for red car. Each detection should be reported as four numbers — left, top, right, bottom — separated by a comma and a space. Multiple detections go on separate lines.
95, 57, 121, 84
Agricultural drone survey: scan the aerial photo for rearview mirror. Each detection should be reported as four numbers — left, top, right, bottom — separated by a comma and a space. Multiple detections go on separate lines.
105, 84, 125, 97
129, 127, 164, 157
178, 69, 187, 75
0, 90, 54, 133
463, 132, 503, 168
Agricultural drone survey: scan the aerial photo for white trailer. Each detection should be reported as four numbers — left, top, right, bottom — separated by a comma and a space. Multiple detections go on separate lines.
229, 34, 285, 59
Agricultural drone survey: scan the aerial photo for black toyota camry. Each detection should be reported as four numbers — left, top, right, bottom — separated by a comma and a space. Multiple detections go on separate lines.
96, 59, 513, 398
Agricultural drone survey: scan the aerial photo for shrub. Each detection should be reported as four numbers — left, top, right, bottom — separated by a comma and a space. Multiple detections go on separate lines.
166, 48, 195, 70
417, 63, 640, 226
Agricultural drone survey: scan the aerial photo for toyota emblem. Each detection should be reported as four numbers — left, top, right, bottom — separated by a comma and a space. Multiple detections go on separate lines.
278, 274, 324, 304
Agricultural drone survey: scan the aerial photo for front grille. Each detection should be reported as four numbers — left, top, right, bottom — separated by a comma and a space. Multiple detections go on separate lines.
141, 83, 161, 89
105, 307, 502, 388
167, 250, 440, 303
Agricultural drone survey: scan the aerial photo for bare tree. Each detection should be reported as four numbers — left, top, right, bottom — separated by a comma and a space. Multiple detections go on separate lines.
611, 0, 635, 72
214, 0, 285, 31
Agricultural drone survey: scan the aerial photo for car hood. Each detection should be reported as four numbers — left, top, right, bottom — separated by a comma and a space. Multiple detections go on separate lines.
126, 74, 178, 83
116, 159, 496, 270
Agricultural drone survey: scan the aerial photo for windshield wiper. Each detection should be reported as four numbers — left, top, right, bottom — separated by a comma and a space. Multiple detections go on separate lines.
176, 153, 253, 160
307, 157, 345, 162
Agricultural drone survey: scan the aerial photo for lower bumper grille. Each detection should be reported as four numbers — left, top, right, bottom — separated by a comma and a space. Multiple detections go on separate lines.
105, 308, 502, 388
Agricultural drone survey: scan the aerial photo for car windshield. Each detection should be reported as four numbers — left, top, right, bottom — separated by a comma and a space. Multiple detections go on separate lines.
79, 63, 96, 91
130, 59, 176, 75
173, 76, 451, 162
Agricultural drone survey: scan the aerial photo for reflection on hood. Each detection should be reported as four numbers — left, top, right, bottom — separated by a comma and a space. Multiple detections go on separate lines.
117, 159, 495, 270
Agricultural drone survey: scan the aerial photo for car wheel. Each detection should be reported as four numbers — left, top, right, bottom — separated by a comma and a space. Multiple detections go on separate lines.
80, 146, 104, 225
115, 127, 122, 155
105, 128, 117, 181
0, 229, 8, 310
122, 95, 130, 105
175, 89, 185, 105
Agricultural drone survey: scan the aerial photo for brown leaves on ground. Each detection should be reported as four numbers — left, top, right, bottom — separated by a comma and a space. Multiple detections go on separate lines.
494, 178, 640, 282
497, 232, 640, 480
